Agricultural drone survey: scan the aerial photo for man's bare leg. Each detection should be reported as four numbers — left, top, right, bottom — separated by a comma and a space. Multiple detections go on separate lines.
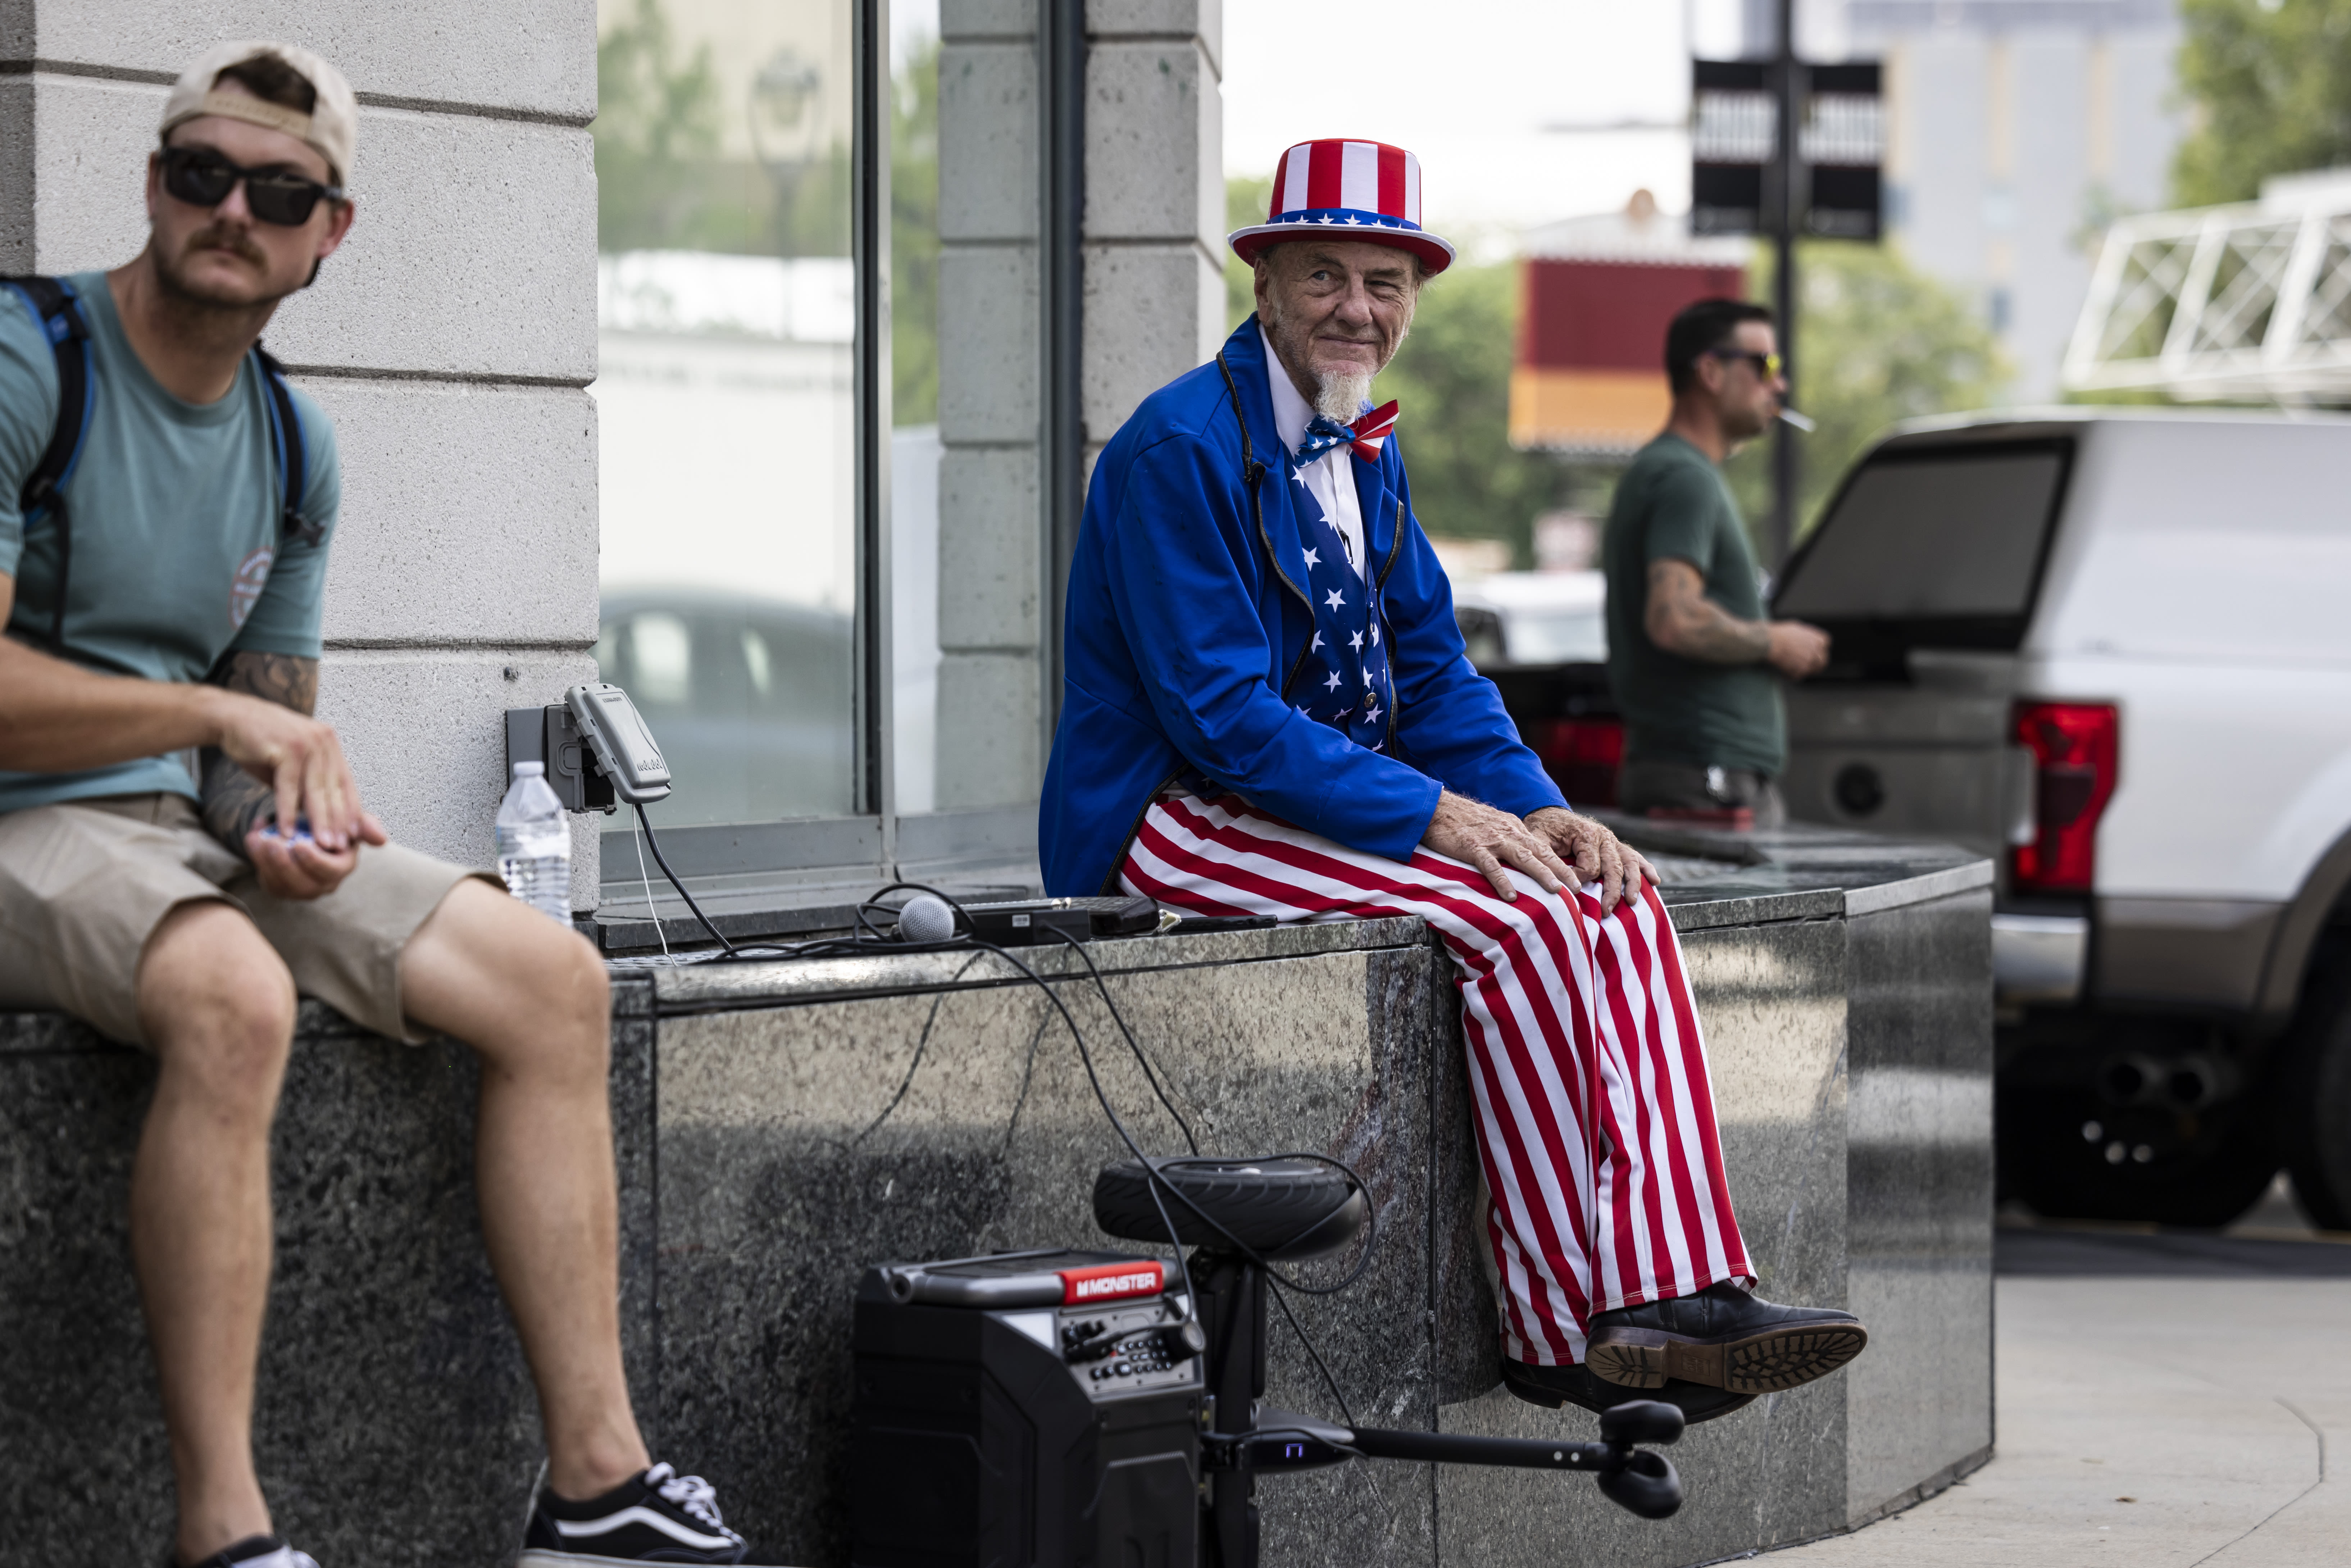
132, 899, 299, 1563
398, 878, 650, 1499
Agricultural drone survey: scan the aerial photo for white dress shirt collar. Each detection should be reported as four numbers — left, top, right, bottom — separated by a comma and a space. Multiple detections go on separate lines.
1263, 325, 1317, 456
1260, 326, 1369, 578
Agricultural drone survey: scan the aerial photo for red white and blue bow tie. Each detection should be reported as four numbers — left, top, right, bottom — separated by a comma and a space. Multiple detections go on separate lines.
1294, 399, 1400, 465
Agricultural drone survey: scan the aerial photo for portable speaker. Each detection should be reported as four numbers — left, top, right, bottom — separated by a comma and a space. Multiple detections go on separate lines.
849, 1248, 1202, 1568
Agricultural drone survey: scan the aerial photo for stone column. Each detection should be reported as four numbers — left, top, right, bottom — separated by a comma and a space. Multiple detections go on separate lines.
931, 0, 1222, 812
1083, 0, 1225, 462
934, 0, 1044, 809
0, 7, 602, 903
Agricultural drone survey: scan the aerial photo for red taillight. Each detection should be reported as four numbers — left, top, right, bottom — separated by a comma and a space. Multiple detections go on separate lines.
1532, 717, 1623, 808
2011, 701, 2118, 894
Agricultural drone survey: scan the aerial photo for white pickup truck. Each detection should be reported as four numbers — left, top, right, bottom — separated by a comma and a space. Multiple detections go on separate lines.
1770, 410, 2351, 1228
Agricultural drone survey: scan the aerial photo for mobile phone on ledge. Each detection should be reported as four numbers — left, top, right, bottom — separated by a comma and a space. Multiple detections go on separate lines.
564, 682, 674, 804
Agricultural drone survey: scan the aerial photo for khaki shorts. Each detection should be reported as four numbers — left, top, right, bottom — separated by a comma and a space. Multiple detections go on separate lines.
0, 793, 497, 1047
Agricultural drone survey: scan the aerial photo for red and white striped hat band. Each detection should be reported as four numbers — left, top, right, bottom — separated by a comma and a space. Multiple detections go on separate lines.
1228, 138, 1457, 276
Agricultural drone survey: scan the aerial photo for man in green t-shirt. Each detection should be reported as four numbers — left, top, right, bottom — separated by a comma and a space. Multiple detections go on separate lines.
0, 42, 749, 1568
1601, 298, 1829, 826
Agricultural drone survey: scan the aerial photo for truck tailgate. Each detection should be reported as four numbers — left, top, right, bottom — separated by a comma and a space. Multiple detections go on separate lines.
1783, 685, 2023, 862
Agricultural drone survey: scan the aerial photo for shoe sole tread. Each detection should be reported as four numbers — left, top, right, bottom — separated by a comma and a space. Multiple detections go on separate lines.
1584, 1323, 1867, 1393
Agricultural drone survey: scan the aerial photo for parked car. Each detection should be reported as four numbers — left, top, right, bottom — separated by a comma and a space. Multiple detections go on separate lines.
594, 589, 855, 827
1770, 409, 2351, 1228
1453, 571, 1622, 808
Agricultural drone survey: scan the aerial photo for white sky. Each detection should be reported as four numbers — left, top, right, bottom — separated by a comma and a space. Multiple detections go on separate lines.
890, 0, 1782, 257
1224, 0, 1751, 256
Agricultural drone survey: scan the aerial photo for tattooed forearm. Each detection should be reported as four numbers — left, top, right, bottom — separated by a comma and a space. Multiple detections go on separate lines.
1644, 559, 1772, 664
209, 650, 318, 713
199, 652, 320, 853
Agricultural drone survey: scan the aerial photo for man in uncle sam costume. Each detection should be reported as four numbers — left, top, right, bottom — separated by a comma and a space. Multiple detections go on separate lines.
1041, 138, 1868, 1420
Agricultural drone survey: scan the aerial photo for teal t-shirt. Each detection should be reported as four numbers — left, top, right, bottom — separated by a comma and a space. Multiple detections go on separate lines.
1601, 433, 1784, 775
0, 271, 339, 814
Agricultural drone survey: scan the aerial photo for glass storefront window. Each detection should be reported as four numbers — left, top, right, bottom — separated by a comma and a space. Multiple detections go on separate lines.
591, 0, 858, 830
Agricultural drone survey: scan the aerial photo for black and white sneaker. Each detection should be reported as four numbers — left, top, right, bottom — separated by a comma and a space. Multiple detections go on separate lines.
518, 1462, 750, 1564
175, 1538, 319, 1568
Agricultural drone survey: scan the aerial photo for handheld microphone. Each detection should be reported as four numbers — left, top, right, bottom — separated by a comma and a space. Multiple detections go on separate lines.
896, 894, 957, 944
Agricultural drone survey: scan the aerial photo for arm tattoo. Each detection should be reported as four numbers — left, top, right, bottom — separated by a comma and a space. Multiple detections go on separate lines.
1646, 560, 1772, 664
199, 652, 319, 854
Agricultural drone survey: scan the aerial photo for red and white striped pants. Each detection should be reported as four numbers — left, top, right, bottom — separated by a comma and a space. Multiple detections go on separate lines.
1120, 795, 1753, 1366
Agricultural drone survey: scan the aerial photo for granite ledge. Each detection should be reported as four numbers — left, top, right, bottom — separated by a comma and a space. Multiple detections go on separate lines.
637, 913, 1434, 1013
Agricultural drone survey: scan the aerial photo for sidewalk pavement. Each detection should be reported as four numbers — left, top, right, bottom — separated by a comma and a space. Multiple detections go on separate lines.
1762, 1191, 2351, 1566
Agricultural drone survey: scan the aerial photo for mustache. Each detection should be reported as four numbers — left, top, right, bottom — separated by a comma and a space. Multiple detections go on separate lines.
182, 222, 267, 267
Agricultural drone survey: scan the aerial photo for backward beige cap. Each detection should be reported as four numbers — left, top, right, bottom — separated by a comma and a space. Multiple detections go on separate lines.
160, 40, 357, 188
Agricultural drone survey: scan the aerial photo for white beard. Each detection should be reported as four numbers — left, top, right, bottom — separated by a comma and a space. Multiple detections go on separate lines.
1313, 368, 1374, 423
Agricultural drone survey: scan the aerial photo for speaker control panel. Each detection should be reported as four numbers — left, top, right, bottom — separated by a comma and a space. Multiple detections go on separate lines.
1058, 1299, 1203, 1401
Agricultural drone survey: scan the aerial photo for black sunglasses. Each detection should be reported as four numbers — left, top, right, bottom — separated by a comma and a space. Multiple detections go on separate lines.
160, 146, 344, 227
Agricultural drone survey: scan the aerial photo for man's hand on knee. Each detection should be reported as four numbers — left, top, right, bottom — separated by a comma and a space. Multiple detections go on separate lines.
1523, 807, 1657, 913
1421, 791, 1576, 901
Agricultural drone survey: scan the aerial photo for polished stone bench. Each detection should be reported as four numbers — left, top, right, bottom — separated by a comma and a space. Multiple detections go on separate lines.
0, 823, 1992, 1567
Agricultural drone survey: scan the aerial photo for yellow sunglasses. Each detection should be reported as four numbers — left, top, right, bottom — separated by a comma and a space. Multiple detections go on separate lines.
1709, 348, 1783, 379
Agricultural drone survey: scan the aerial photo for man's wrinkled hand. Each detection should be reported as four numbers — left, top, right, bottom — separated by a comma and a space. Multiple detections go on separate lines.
210, 690, 374, 851
1420, 790, 1577, 902
1523, 806, 1657, 914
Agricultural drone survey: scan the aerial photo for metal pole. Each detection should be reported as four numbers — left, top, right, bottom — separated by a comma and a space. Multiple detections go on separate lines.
1770, 0, 1800, 568
854, 0, 896, 833
1039, 0, 1086, 745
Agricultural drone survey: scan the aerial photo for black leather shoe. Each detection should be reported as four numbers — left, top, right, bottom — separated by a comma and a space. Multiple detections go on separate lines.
1500, 1358, 1756, 1426
1584, 1282, 1866, 1394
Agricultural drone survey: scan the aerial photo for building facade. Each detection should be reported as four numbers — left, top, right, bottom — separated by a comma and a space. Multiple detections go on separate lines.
2, 0, 1222, 920
1838, 0, 2186, 401
1735, 0, 2186, 401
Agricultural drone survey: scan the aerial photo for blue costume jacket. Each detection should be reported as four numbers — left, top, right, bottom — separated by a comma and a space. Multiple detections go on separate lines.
1039, 316, 1566, 895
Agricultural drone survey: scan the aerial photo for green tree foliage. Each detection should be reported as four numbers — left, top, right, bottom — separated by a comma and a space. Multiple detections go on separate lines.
595, 0, 724, 252
1723, 241, 2010, 544
1379, 265, 1568, 563
1222, 176, 1565, 563
893, 37, 942, 425
594, 0, 850, 256
2172, 0, 2351, 207
1225, 179, 2003, 558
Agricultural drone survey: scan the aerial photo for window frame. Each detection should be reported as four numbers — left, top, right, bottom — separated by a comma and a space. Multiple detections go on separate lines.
591, 0, 1077, 932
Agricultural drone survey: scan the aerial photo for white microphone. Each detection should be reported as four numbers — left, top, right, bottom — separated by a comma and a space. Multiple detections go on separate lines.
896, 893, 956, 944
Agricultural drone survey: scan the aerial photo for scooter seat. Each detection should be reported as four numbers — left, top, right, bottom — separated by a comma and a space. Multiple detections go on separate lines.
1093, 1156, 1368, 1261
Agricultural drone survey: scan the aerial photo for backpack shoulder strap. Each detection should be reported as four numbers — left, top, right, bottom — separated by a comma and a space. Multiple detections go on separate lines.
1, 274, 95, 651
250, 342, 324, 547
2, 274, 95, 525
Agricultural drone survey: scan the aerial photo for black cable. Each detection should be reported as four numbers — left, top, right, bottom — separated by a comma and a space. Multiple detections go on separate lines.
631, 801, 736, 955
1037, 931, 1364, 1421
957, 935, 1204, 1337
1044, 927, 1199, 1155
604, 873, 1372, 1430
849, 951, 989, 1146
1265, 1276, 1357, 1428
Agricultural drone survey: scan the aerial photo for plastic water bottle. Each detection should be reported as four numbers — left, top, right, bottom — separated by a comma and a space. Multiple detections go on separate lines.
496, 761, 572, 921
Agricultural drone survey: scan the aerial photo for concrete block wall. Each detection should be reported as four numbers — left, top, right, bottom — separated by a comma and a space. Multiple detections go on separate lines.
0, 4, 604, 903
1082, 0, 1225, 461
932, 0, 1222, 809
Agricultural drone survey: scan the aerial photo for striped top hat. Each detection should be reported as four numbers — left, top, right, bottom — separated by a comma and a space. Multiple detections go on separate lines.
1228, 138, 1456, 276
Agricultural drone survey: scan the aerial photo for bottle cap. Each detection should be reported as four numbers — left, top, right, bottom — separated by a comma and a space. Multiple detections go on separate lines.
513, 761, 546, 777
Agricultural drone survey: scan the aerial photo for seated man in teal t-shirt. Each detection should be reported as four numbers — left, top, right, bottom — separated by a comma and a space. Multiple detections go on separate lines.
0, 43, 752, 1568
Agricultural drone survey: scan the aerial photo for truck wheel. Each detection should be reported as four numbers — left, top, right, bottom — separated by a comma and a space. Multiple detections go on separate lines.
2281, 933, 2351, 1230
2001, 1084, 2279, 1228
